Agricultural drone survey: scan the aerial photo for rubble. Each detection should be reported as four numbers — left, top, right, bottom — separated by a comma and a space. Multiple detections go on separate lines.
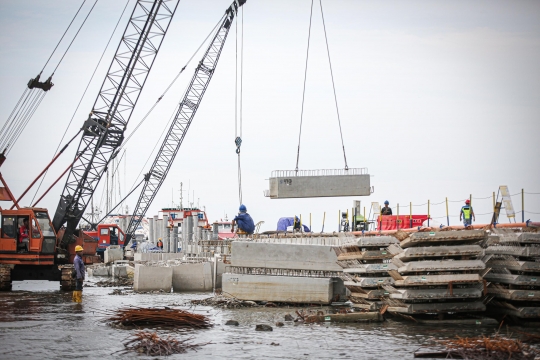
118, 331, 209, 356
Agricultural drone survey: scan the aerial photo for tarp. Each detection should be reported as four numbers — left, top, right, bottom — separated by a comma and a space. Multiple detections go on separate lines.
276, 217, 311, 232
377, 215, 430, 230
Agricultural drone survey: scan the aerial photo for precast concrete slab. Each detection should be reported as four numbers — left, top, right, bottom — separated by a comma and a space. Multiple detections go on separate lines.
337, 250, 393, 261
354, 236, 400, 248
519, 233, 540, 244
486, 260, 540, 272
394, 274, 482, 287
485, 246, 540, 257
483, 273, 539, 286
488, 288, 540, 301
398, 260, 485, 273
487, 305, 540, 319
133, 264, 172, 292
172, 262, 213, 292
344, 277, 395, 287
306, 312, 383, 323
230, 241, 342, 271
267, 170, 370, 199
390, 287, 482, 300
222, 273, 333, 304
395, 245, 483, 261
400, 230, 486, 248
350, 290, 390, 299
89, 266, 110, 277
350, 301, 385, 311
388, 300, 485, 314
343, 263, 398, 273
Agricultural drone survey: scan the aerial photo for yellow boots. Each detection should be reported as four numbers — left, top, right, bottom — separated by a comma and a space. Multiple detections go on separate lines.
72, 290, 82, 303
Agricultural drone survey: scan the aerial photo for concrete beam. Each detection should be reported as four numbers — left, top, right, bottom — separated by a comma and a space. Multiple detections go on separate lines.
398, 260, 485, 273
396, 245, 483, 261
400, 230, 486, 248
222, 273, 333, 304
394, 274, 482, 287
231, 241, 342, 271
268, 174, 370, 199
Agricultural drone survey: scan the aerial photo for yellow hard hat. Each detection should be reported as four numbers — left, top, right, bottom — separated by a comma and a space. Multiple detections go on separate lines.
158, 238, 162, 240
75, 245, 84, 252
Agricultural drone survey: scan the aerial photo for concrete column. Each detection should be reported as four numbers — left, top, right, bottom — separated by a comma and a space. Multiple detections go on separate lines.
163, 214, 169, 252
169, 228, 175, 253
192, 215, 198, 242
173, 225, 179, 253
153, 215, 159, 244
149, 217, 154, 243
185, 216, 193, 243
212, 223, 218, 240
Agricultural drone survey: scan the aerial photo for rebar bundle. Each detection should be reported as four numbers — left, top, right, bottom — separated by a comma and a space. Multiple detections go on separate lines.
440, 335, 540, 360
109, 307, 212, 329
119, 331, 208, 356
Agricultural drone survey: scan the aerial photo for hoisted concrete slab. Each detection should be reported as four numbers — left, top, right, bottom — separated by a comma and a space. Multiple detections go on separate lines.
395, 245, 483, 261
390, 287, 482, 300
397, 260, 485, 273
266, 168, 370, 199
231, 241, 342, 271
222, 273, 333, 304
400, 230, 486, 248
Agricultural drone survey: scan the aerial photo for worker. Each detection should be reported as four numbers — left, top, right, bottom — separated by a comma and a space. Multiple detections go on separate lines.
73, 245, 85, 303
231, 204, 255, 235
381, 200, 392, 215
460, 199, 475, 227
19, 218, 29, 252
157, 238, 163, 249
293, 216, 301, 231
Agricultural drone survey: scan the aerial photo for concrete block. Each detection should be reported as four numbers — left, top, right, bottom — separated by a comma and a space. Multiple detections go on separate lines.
215, 261, 226, 289
223, 273, 333, 304
112, 265, 127, 278
398, 260, 485, 273
394, 274, 482, 287
268, 173, 370, 199
401, 230, 486, 248
133, 264, 172, 292
172, 262, 213, 292
231, 241, 342, 271
90, 266, 110, 277
396, 245, 483, 261
104, 246, 123, 264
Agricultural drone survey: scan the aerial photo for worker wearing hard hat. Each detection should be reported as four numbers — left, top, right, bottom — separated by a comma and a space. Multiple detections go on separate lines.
72, 245, 85, 303
460, 199, 475, 227
231, 204, 255, 235
381, 200, 392, 215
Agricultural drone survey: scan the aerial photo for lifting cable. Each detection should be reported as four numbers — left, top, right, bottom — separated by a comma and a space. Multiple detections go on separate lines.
0, 0, 98, 157
30, 0, 130, 205
294, 0, 349, 171
234, 6, 245, 205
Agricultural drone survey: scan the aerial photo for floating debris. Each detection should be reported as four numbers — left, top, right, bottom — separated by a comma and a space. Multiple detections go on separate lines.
108, 307, 212, 329
96, 278, 133, 288
118, 331, 209, 356
191, 295, 258, 309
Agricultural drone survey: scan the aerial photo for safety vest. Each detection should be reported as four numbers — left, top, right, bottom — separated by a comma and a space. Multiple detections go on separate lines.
462, 206, 472, 219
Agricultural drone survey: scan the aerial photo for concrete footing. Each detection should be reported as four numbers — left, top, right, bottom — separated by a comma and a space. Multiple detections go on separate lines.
172, 262, 213, 292
133, 264, 172, 292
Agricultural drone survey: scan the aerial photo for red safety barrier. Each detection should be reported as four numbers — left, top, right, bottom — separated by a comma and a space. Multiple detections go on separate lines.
377, 215, 430, 230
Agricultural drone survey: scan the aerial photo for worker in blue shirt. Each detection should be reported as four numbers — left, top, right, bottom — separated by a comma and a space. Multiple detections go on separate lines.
460, 199, 475, 227
231, 204, 255, 234
73, 245, 85, 303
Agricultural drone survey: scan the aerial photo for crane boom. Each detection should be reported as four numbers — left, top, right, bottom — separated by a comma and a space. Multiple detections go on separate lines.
52, 0, 180, 242
125, 0, 246, 240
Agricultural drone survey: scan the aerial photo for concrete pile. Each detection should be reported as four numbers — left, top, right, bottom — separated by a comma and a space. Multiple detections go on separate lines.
484, 230, 540, 322
334, 236, 399, 311
383, 229, 489, 321
222, 237, 347, 304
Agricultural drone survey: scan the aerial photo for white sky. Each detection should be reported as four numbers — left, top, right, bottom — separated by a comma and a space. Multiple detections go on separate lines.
1, 0, 539, 232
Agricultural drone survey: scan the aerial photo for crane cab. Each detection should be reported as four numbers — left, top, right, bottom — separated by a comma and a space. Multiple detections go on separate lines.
84, 224, 126, 260
0, 208, 57, 265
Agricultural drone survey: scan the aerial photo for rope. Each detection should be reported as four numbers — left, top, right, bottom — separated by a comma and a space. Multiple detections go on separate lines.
52, 0, 99, 75
41, 0, 88, 73
295, 0, 314, 172
30, 0, 131, 205
319, 0, 348, 170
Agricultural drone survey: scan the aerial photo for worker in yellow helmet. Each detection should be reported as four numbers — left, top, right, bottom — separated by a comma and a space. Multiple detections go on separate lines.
72, 245, 85, 303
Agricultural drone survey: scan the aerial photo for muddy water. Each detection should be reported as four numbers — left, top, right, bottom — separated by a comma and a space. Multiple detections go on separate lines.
0, 280, 536, 359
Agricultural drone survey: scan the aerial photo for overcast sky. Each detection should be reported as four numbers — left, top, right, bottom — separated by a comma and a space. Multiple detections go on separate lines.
1, 0, 539, 232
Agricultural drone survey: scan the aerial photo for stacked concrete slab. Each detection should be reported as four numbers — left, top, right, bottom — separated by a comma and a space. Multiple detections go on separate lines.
222, 238, 346, 304
334, 236, 399, 310
484, 231, 540, 322
384, 230, 487, 319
